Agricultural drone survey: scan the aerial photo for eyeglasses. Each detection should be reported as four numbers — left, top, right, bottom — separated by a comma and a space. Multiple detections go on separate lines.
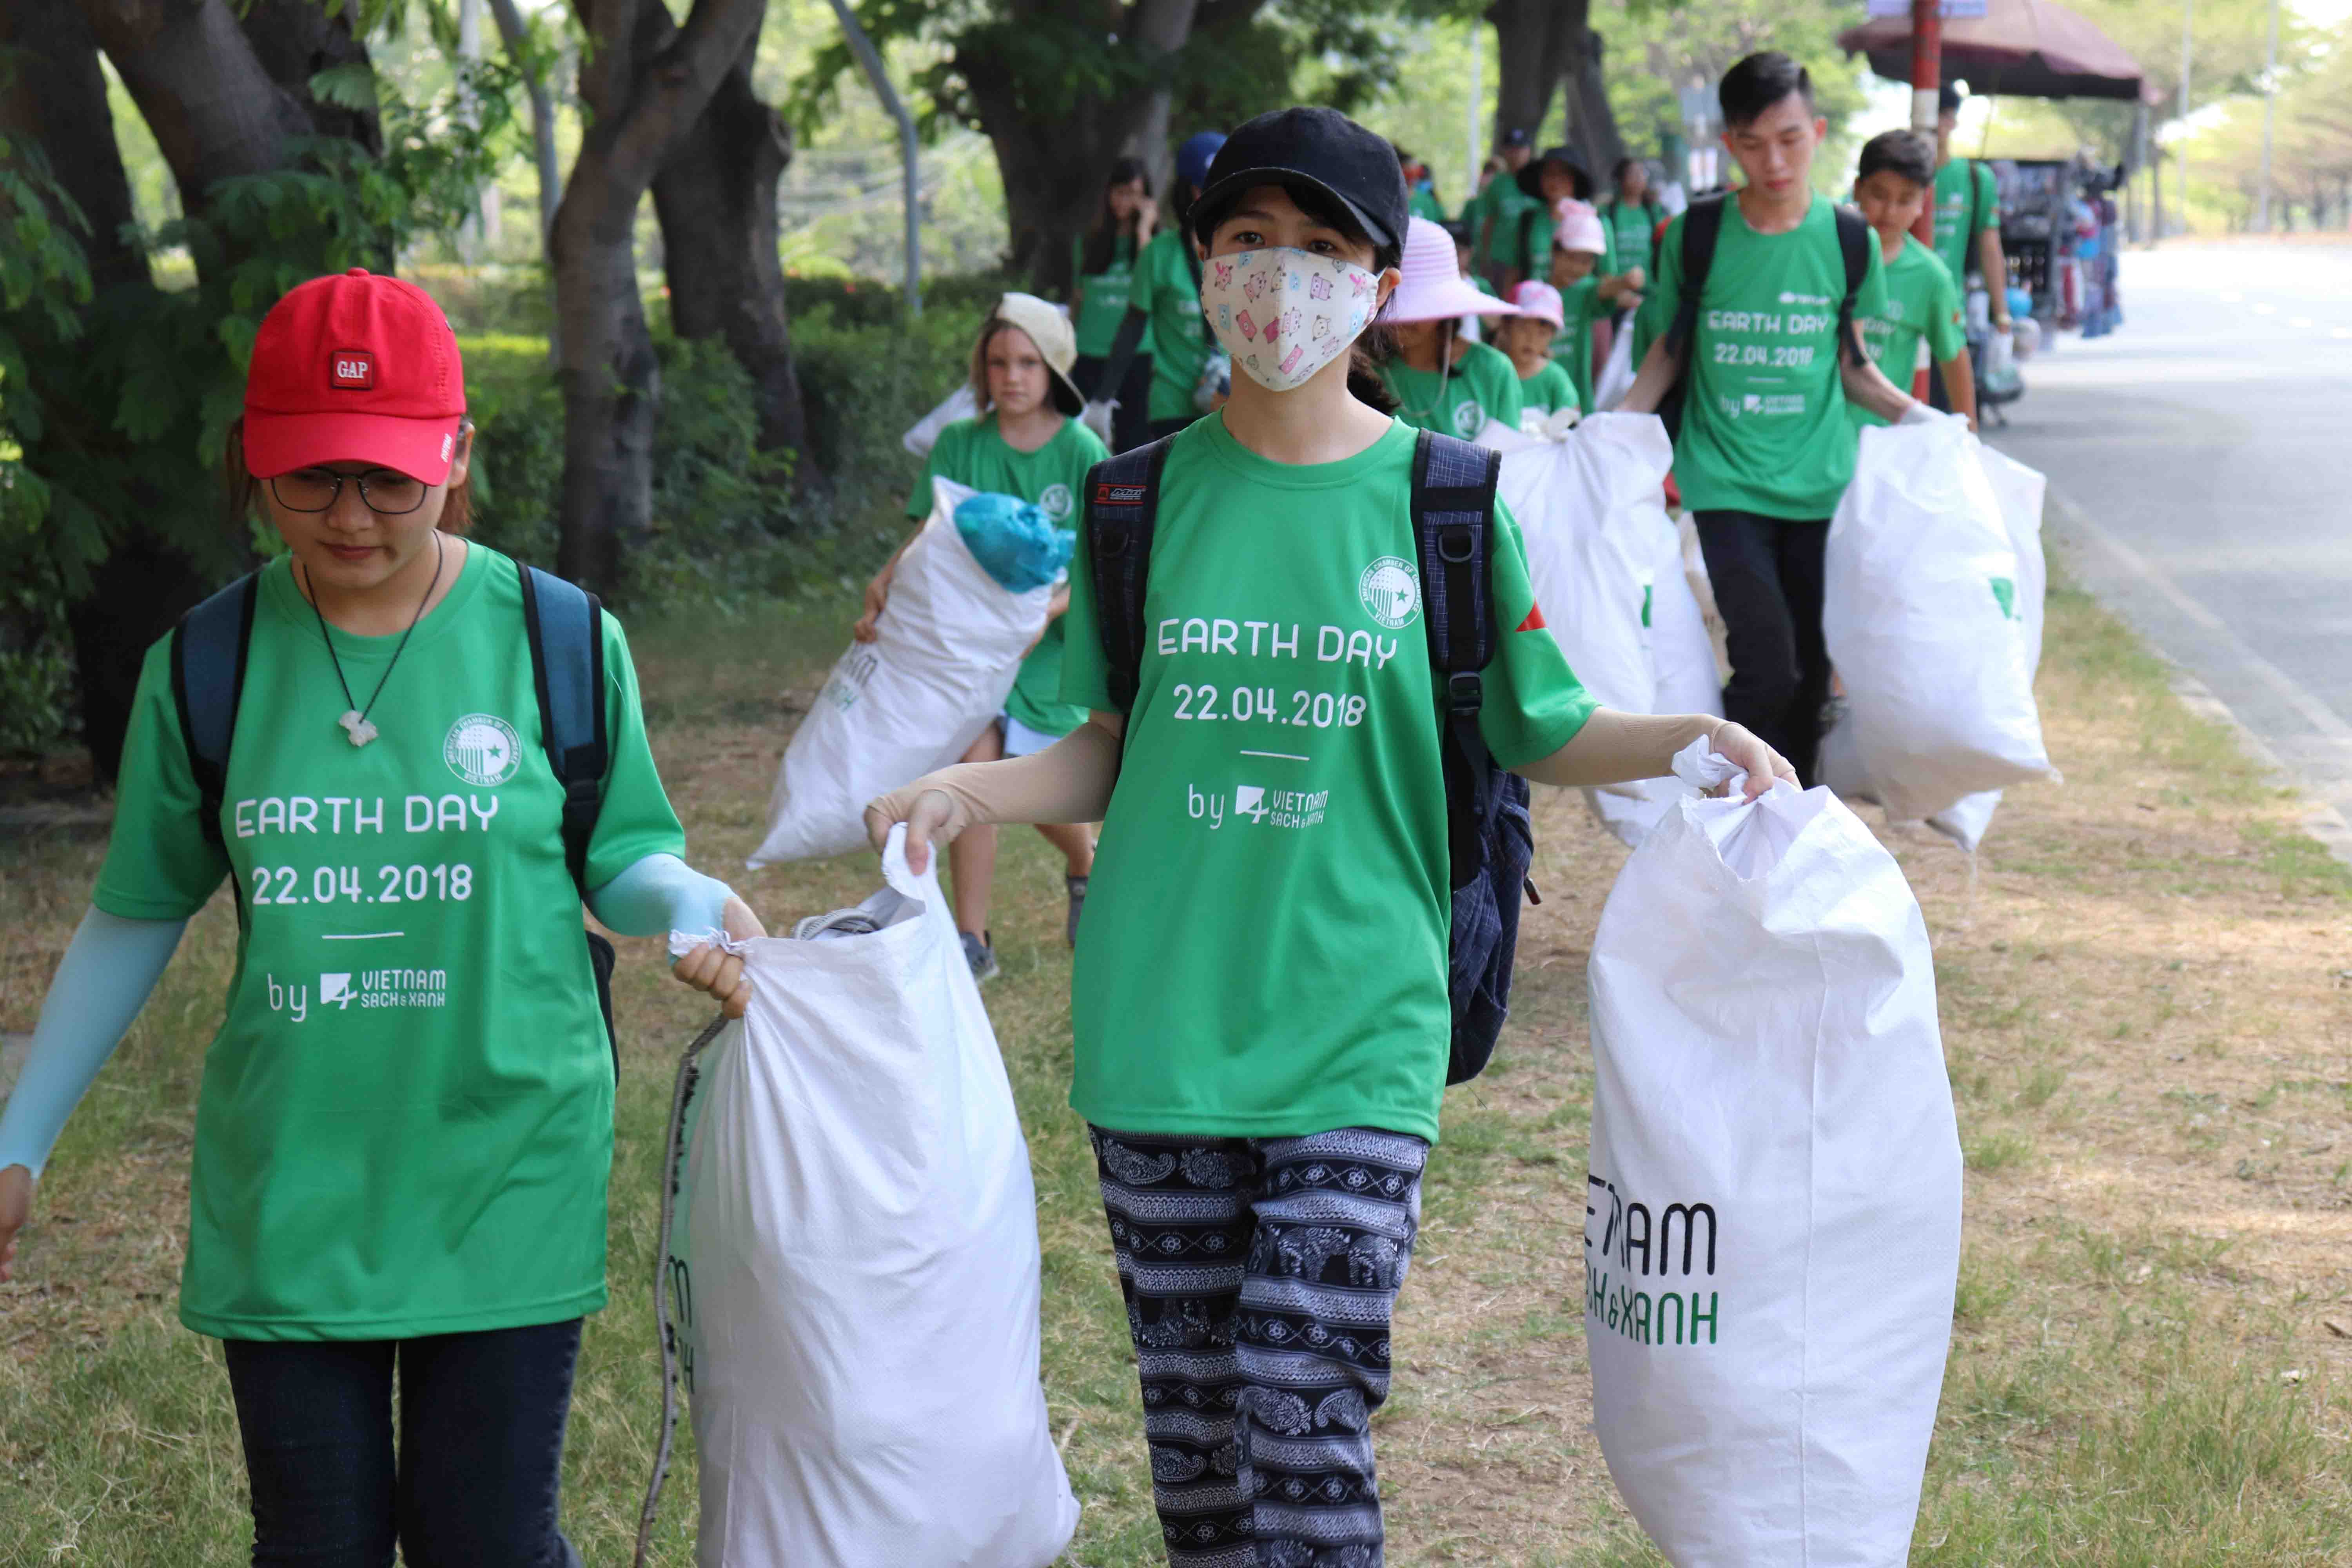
269, 468, 430, 515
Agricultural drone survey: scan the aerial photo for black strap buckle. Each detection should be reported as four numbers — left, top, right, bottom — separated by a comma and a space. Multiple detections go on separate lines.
1447, 671, 1484, 714
1438, 525, 1476, 564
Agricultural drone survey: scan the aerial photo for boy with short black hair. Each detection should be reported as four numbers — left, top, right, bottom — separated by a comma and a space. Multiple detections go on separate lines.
1851, 129, 1975, 432
1622, 50, 1924, 786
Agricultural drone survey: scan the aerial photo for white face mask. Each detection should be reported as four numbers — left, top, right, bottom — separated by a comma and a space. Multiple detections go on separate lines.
1199, 247, 1384, 393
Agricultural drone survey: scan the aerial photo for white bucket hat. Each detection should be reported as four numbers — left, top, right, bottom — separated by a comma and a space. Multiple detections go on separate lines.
985, 292, 1086, 416
1383, 216, 1511, 324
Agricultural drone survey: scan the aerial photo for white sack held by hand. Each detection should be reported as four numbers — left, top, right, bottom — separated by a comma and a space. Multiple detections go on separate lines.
1584, 742, 1961, 1568
902, 383, 981, 458
1822, 415, 2058, 824
749, 477, 1051, 865
667, 826, 1080, 1567
1586, 502, 1725, 847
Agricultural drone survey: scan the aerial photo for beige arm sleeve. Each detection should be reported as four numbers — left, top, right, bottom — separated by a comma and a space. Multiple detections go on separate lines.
864, 713, 1125, 842
1512, 708, 1726, 788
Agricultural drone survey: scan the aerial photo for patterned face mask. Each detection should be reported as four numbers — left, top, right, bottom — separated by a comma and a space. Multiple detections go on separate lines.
1198, 247, 1383, 394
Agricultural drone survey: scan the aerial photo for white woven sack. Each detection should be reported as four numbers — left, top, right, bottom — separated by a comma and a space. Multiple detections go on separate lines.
1586, 509, 1724, 848
1823, 416, 2057, 824
1585, 743, 1961, 1568
669, 827, 1081, 1567
748, 478, 1049, 865
902, 383, 980, 457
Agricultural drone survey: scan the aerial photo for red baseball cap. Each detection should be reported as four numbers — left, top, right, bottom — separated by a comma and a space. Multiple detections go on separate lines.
242, 269, 468, 485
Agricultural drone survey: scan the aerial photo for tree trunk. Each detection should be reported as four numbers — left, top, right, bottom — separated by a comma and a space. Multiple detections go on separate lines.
1561, 25, 1624, 177
78, 0, 319, 210
652, 32, 808, 469
1486, 0, 1579, 149
1121, 0, 1201, 202
233, 0, 383, 154
550, 0, 769, 594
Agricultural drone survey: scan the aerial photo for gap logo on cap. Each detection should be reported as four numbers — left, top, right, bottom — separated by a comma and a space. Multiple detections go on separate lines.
330, 348, 376, 389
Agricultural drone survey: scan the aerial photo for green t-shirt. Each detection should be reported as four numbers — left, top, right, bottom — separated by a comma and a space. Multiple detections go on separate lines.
1548, 274, 1607, 410
1058, 414, 1596, 1142
1521, 209, 1618, 283
1636, 195, 1890, 519
908, 412, 1109, 737
1408, 185, 1448, 225
1070, 231, 1138, 359
1476, 178, 1545, 275
1130, 228, 1210, 424
95, 544, 686, 1341
1601, 197, 1663, 273
1518, 358, 1581, 421
1852, 236, 1967, 431
1379, 339, 1526, 441
1931, 159, 1999, 286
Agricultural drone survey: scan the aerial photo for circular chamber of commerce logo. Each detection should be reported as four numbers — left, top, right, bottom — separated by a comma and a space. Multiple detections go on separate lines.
1038, 482, 1075, 521
1359, 555, 1421, 630
445, 713, 522, 787
1451, 399, 1486, 439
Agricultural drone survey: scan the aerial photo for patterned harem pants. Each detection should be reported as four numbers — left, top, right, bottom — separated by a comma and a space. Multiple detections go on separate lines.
1088, 1124, 1429, 1568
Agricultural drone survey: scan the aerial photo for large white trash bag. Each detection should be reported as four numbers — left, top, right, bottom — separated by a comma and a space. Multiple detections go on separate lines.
749, 478, 1051, 866
1584, 742, 1961, 1568
1585, 515, 1725, 848
1487, 412, 1675, 715
1925, 443, 2053, 852
668, 827, 1080, 1568
902, 383, 980, 457
1823, 415, 2058, 824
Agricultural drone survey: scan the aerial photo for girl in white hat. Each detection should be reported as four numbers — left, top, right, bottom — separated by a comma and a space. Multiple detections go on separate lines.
854, 294, 1108, 978
1375, 215, 1526, 441
1548, 197, 1644, 410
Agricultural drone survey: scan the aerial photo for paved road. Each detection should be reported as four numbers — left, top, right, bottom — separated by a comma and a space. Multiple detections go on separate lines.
1987, 242, 2352, 831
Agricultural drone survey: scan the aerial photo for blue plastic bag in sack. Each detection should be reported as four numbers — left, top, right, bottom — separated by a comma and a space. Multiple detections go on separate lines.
955, 492, 1074, 593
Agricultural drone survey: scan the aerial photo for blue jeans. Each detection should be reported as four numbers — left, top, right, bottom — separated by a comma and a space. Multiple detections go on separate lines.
222, 1318, 585, 1568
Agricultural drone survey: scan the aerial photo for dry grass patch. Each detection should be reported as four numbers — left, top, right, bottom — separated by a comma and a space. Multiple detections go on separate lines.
5, 575, 2352, 1564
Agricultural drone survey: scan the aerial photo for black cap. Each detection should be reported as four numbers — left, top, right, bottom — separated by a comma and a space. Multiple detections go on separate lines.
1500, 127, 1533, 149
1938, 82, 1965, 115
1516, 145, 1594, 202
1191, 106, 1410, 253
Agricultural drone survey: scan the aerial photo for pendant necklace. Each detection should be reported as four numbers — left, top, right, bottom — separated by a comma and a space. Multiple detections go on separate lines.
302, 533, 444, 748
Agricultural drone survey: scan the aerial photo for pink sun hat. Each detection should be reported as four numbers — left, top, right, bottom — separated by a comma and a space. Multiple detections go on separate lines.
1508, 281, 1566, 328
1384, 216, 1511, 324
1550, 198, 1608, 257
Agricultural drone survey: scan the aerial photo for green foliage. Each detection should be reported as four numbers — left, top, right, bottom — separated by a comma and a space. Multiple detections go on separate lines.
1598, 0, 1873, 181
1, 57, 521, 606
458, 297, 985, 613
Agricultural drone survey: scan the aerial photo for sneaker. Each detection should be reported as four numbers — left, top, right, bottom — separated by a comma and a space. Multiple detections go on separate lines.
961, 929, 1000, 983
1065, 875, 1089, 946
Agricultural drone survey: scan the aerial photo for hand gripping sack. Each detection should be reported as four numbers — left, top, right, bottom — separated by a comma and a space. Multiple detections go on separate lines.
1584, 743, 1961, 1568
665, 827, 1080, 1566
1822, 416, 2058, 824
749, 478, 1052, 864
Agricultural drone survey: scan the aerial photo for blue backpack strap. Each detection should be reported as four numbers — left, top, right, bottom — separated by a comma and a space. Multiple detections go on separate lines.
1409, 428, 1504, 891
170, 572, 260, 857
1083, 436, 1175, 715
517, 564, 608, 897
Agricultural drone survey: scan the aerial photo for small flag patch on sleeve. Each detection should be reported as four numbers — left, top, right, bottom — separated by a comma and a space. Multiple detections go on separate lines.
1516, 603, 1548, 633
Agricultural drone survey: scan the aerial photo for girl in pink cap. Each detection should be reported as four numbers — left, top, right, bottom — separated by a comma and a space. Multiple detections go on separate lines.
1376, 214, 1527, 439
0, 268, 761, 1565
1500, 280, 1583, 425
1547, 198, 1645, 411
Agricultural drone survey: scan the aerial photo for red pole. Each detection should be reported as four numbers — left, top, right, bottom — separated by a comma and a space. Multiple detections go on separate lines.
1910, 0, 1942, 247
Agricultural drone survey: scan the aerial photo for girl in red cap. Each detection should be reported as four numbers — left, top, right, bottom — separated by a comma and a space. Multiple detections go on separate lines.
866, 107, 1794, 1566
0, 268, 760, 1564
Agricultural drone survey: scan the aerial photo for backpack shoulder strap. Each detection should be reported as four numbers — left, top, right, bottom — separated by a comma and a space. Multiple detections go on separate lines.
518, 563, 608, 898
1084, 436, 1174, 714
171, 572, 260, 856
1663, 192, 1728, 355
1410, 428, 1504, 890
1832, 202, 1873, 366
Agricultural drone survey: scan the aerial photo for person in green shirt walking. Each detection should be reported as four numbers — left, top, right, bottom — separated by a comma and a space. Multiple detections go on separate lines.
1094, 131, 1230, 445
1622, 52, 1924, 785
1070, 156, 1158, 454
1471, 126, 1540, 292
1500, 279, 1581, 425
1852, 129, 1977, 431
858, 293, 1107, 978
0, 269, 759, 1564
1545, 197, 1644, 410
1503, 143, 1611, 292
1377, 215, 1525, 439
1397, 147, 1449, 224
1932, 82, 2011, 409
863, 106, 1794, 1568
1600, 155, 1667, 276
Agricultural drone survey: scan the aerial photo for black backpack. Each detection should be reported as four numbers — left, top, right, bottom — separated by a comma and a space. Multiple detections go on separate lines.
1658, 193, 1873, 443
1083, 427, 1535, 1085
170, 558, 622, 1077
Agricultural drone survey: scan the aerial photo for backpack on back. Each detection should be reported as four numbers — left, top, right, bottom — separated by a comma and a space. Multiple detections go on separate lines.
172, 559, 622, 1075
1083, 428, 1534, 1086
1657, 193, 1873, 443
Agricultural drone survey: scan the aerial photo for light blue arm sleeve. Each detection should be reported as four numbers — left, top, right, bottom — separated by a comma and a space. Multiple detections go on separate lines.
0, 908, 188, 1179
586, 852, 735, 941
